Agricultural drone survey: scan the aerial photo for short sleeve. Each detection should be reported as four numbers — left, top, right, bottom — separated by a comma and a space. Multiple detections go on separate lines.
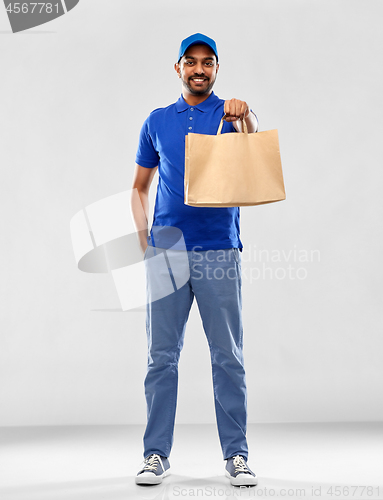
135, 117, 159, 168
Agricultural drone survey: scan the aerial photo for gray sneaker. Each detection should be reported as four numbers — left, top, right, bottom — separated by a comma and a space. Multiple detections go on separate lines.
135, 454, 171, 485
225, 455, 257, 486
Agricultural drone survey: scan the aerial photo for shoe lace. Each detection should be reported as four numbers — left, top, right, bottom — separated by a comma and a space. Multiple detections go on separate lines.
233, 455, 249, 474
142, 454, 162, 471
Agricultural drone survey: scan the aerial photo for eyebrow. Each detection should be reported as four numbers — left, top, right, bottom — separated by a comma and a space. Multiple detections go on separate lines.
184, 56, 215, 61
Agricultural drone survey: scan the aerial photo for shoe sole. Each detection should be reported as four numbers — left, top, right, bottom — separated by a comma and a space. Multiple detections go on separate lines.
135, 469, 170, 485
225, 470, 258, 486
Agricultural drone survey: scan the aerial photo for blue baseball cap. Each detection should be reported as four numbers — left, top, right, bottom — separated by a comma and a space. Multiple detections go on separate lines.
178, 33, 218, 62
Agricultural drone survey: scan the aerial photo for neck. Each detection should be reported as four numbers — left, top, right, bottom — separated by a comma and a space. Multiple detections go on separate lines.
182, 90, 213, 106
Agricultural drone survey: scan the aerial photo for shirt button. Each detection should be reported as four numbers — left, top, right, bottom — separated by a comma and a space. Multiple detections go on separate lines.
188, 126, 192, 130
190, 107, 194, 111
189, 116, 193, 120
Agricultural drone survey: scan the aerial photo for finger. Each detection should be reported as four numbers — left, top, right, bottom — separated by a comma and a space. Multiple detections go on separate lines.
238, 102, 248, 120
224, 99, 232, 117
235, 100, 247, 120
228, 99, 238, 118
230, 100, 241, 120
239, 102, 245, 119
235, 101, 242, 118
225, 99, 233, 117
225, 99, 246, 121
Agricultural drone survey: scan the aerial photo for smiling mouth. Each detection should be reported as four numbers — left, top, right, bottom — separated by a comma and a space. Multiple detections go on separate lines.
190, 77, 207, 83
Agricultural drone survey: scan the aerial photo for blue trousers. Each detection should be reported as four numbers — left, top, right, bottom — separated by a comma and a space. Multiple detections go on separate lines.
143, 248, 248, 460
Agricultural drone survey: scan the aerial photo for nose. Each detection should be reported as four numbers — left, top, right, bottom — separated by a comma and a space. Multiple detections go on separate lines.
195, 61, 204, 75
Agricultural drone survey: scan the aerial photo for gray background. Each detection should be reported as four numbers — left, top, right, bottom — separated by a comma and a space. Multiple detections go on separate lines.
1, 0, 382, 426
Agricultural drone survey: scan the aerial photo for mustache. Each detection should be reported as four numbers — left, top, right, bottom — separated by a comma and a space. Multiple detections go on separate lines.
189, 75, 209, 80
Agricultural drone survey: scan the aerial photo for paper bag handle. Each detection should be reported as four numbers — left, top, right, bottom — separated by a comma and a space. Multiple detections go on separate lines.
217, 114, 248, 135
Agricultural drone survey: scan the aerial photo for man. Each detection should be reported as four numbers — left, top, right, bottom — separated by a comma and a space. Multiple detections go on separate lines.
131, 33, 258, 487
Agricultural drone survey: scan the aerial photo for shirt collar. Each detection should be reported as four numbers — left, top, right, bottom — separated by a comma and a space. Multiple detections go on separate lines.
175, 91, 219, 113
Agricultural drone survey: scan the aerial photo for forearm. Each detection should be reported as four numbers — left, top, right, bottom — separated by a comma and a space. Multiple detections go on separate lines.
244, 110, 258, 133
233, 110, 258, 133
130, 188, 149, 253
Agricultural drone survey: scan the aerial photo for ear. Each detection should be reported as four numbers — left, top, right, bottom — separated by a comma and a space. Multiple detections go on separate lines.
174, 62, 181, 78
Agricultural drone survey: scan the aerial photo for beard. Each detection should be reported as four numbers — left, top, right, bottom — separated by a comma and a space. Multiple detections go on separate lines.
182, 74, 216, 96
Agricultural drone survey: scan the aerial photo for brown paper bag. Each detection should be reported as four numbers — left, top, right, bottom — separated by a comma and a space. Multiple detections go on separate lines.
184, 116, 286, 207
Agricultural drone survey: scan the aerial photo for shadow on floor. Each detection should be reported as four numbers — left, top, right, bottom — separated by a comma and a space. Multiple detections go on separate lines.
2, 475, 382, 500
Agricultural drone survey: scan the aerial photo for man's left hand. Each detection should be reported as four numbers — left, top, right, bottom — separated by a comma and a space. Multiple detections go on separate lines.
224, 98, 250, 122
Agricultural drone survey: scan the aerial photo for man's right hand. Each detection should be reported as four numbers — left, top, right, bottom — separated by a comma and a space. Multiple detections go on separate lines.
130, 163, 158, 257
136, 229, 148, 255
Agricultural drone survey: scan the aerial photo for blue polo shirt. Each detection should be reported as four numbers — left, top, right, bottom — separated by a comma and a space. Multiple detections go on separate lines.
135, 92, 243, 251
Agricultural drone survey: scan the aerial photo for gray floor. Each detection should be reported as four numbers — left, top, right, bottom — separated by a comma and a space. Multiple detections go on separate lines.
0, 423, 382, 500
